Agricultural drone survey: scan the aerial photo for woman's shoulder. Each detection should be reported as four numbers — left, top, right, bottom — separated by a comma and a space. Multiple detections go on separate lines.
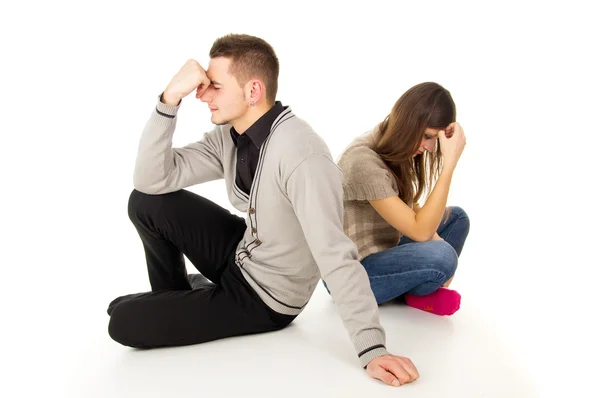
338, 129, 389, 173
338, 128, 399, 201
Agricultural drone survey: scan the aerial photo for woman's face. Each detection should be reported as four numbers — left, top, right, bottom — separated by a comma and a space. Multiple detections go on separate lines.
414, 128, 441, 156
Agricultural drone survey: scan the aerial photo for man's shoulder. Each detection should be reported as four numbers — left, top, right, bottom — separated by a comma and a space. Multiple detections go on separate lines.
269, 112, 331, 159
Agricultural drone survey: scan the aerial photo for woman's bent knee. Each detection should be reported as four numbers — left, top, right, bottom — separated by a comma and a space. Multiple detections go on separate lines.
449, 206, 470, 232
428, 241, 458, 280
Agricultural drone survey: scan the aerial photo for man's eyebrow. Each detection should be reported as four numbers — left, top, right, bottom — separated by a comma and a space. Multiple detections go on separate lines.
211, 80, 222, 85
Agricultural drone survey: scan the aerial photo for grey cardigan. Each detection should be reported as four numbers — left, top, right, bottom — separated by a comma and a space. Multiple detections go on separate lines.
133, 96, 390, 367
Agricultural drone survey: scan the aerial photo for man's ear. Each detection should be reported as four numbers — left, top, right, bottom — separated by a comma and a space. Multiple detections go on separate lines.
247, 79, 264, 105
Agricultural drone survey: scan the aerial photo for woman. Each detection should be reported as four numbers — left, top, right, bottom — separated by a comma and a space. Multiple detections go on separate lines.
325, 82, 469, 316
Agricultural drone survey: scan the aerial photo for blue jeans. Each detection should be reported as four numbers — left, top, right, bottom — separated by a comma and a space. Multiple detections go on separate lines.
324, 206, 470, 304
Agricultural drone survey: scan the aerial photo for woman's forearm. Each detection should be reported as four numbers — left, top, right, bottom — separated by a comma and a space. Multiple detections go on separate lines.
415, 166, 454, 240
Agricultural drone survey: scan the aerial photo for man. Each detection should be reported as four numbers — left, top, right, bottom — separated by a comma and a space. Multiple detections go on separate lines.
107, 33, 419, 387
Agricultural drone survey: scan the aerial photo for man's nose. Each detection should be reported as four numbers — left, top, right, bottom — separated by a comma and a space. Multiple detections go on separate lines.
199, 87, 213, 103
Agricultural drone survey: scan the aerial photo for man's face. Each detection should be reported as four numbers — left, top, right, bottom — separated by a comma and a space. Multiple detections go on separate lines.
200, 56, 247, 125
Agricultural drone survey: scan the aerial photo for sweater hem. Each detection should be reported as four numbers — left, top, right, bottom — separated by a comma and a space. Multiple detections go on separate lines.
238, 265, 307, 316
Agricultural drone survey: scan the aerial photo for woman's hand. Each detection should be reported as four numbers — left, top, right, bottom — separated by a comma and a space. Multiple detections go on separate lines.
438, 122, 466, 170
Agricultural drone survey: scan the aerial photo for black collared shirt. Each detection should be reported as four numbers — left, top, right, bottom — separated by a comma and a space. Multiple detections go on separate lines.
230, 101, 285, 195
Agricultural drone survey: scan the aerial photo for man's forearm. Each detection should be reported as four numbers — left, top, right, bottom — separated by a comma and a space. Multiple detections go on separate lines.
133, 96, 224, 194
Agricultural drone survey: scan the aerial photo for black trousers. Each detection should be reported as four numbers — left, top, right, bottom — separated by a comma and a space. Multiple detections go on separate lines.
107, 189, 295, 348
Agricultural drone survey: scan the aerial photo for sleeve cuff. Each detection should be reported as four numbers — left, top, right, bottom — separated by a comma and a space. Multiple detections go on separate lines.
354, 328, 389, 367
359, 345, 390, 368
343, 182, 398, 201
155, 92, 181, 117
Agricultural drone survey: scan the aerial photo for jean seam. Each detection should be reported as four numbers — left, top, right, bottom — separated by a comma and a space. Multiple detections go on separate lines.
368, 268, 447, 282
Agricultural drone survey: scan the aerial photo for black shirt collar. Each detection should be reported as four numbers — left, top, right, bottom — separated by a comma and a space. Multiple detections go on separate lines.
230, 101, 285, 148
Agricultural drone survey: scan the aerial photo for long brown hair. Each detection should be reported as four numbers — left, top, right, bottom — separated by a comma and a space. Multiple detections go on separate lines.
209, 34, 279, 104
371, 82, 456, 207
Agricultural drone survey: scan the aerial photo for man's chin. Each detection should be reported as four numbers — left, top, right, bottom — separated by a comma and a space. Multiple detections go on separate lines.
210, 115, 229, 126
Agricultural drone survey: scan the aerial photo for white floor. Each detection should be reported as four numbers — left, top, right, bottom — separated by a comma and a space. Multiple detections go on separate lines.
4, 194, 548, 397
36, 279, 538, 398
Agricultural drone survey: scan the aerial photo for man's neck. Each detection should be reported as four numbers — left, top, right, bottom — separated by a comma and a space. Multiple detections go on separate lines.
232, 103, 273, 134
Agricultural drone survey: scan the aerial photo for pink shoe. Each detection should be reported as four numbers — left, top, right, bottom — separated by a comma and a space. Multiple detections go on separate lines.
404, 288, 461, 316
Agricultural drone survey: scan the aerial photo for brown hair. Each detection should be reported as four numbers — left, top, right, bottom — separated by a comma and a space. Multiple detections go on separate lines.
372, 82, 456, 208
209, 34, 279, 104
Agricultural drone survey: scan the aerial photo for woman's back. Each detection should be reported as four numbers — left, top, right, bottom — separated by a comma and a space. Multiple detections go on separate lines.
337, 128, 409, 260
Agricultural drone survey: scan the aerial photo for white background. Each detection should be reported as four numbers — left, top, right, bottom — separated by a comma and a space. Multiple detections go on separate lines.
1, 0, 598, 396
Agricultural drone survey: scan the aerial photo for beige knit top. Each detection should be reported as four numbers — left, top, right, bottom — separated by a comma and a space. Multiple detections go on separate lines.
338, 129, 409, 260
